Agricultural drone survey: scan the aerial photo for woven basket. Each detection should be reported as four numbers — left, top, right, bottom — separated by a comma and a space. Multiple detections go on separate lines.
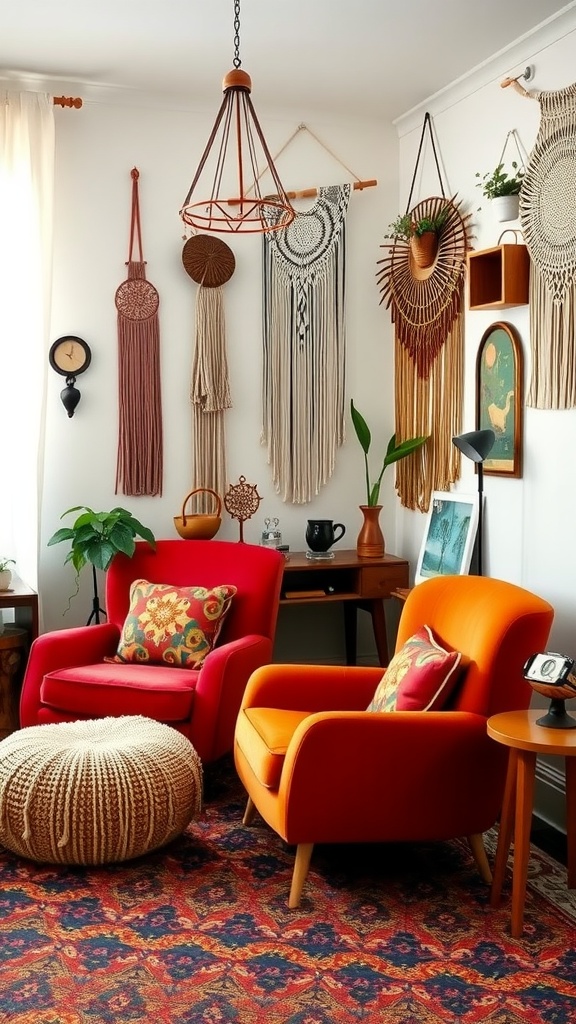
174, 487, 222, 540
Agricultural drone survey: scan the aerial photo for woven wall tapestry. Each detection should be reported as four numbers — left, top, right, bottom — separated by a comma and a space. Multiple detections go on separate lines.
520, 82, 576, 409
377, 194, 472, 512
182, 234, 235, 513
115, 168, 163, 496
262, 184, 350, 504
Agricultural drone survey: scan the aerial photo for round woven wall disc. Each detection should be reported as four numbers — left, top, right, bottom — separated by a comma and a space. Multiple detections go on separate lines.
182, 235, 236, 287
115, 278, 159, 321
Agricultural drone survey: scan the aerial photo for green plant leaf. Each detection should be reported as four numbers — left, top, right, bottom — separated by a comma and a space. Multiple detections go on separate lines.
350, 400, 371, 454
47, 527, 76, 546
384, 435, 428, 468
85, 538, 117, 571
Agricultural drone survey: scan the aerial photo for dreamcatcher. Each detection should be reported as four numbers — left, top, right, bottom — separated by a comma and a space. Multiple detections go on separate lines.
376, 113, 472, 512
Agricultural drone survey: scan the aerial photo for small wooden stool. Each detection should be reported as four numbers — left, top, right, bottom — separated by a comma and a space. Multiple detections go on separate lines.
0, 627, 27, 740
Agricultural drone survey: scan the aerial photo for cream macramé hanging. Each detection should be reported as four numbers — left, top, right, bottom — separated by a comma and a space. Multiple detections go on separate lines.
519, 82, 576, 409
182, 234, 235, 513
262, 184, 350, 504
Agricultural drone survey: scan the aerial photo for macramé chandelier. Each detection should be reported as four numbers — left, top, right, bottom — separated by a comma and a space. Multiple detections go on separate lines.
180, 0, 295, 235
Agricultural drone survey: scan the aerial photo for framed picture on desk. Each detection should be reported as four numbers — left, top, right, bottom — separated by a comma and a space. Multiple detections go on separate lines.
415, 491, 478, 584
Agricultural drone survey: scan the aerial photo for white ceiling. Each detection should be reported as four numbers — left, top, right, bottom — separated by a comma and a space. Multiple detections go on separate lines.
1, 0, 574, 120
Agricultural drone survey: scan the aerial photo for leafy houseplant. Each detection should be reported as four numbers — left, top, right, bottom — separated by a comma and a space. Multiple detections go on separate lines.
350, 401, 428, 507
475, 162, 524, 199
48, 506, 156, 623
0, 557, 15, 573
384, 209, 448, 242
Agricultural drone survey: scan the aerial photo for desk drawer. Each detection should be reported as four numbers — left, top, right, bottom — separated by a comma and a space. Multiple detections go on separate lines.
361, 564, 409, 598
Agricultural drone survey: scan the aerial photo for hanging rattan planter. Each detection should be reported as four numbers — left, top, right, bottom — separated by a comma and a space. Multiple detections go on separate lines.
409, 230, 439, 269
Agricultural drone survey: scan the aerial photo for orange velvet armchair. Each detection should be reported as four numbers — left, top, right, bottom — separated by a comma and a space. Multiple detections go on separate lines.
234, 574, 554, 907
20, 539, 285, 763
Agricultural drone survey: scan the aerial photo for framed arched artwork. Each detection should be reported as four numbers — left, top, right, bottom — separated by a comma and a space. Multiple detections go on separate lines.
475, 321, 523, 478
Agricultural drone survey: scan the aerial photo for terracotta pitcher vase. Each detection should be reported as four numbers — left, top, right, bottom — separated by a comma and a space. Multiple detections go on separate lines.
356, 505, 384, 559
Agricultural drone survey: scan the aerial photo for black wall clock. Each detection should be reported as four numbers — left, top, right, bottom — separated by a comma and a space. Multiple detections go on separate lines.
49, 335, 92, 376
49, 336, 92, 417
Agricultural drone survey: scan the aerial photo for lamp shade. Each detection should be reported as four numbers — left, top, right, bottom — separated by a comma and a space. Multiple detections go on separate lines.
452, 429, 495, 463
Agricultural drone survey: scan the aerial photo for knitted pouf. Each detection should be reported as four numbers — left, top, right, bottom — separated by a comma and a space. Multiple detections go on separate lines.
0, 716, 203, 865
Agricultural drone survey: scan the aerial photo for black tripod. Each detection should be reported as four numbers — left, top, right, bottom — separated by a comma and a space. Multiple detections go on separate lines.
86, 564, 107, 625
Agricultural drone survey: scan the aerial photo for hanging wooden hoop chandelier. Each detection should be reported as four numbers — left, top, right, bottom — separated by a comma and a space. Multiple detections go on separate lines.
180, 0, 295, 235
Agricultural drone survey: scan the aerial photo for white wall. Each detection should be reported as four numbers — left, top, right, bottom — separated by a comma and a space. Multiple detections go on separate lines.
392, 7, 576, 828
41, 93, 398, 665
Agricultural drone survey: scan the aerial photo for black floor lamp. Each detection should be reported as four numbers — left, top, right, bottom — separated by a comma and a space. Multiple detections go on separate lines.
452, 429, 495, 576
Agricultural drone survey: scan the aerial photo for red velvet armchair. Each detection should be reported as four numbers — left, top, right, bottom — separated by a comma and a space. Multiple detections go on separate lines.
234, 574, 554, 907
20, 539, 285, 762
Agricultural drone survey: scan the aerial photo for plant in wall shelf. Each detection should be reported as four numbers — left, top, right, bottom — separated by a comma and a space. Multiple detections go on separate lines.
48, 505, 156, 624
350, 400, 428, 558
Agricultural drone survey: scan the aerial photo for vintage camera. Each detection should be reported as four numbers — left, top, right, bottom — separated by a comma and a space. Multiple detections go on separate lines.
523, 652, 576, 689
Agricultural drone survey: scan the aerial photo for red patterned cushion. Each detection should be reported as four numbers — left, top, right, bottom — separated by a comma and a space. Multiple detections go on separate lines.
367, 625, 462, 713
110, 579, 237, 669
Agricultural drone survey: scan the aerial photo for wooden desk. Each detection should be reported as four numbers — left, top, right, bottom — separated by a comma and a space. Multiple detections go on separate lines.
280, 549, 409, 666
488, 709, 576, 937
0, 573, 38, 643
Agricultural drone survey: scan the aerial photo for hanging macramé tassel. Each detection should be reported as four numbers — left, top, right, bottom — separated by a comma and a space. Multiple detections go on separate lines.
114, 168, 163, 496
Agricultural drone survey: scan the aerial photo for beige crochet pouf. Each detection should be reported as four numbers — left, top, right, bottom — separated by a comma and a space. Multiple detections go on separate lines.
0, 715, 203, 865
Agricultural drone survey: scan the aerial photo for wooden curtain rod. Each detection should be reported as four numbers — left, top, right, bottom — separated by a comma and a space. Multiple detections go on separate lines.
53, 96, 83, 108
228, 179, 377, 206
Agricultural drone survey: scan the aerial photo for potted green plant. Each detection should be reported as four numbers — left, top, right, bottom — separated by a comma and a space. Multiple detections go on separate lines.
475, 162, 524, 221
350, 400, 428, 558
48, 505, 156, 623
0, 557, 15, 592
384, 208, 449, 267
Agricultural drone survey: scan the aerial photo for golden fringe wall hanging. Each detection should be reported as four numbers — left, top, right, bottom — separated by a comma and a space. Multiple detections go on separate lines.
517, 82, 576, 409
376, 114, 472, 512
182, 234, 235, 512
262, 184, 350, 503
115, 168, 163, 496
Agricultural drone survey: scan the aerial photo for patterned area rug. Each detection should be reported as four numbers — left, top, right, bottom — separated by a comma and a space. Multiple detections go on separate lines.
1, 755, 575, 1023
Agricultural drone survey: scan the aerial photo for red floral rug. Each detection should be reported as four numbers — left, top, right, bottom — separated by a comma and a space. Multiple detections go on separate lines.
1, 756, 575, 1023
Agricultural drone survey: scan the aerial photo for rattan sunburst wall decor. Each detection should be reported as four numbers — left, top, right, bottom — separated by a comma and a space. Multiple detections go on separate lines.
376, 194, 473, 512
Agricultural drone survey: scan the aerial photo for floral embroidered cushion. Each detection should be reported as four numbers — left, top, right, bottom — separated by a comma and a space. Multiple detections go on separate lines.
367, 624, 462, 713
109, 579, 237, 669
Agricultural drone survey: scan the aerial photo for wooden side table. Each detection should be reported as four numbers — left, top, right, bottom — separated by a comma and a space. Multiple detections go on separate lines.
488, 708, 576, 937
0, 626, 28, 739
280, 550, 409, 666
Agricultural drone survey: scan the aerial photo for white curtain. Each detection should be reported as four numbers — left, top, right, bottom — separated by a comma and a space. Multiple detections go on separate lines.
0, 92, 55, 590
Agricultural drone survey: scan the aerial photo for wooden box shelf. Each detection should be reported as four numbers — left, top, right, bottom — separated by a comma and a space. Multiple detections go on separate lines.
467, 244, 530, 310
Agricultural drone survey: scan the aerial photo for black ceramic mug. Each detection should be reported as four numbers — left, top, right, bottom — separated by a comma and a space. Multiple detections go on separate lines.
305, 519, 346, 553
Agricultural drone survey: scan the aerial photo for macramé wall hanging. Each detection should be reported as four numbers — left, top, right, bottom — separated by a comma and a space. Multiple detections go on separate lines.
182, 234, 235, 513
512, 81, 576, 409
262, 183, 350, 503
115, 168, 163, 496
258, 123, 377, 505
376, 113, 472, 512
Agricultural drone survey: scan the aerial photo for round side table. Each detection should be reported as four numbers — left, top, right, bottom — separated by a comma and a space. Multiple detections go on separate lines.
488, 708, 576, 937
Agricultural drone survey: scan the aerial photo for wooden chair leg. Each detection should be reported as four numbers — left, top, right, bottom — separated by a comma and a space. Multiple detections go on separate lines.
243, 796, 257, 826
468, 833, 493, 883
288, 843, 314, 909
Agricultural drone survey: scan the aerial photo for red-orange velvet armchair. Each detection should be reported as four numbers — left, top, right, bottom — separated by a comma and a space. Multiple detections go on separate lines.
234, 574, 554, 907
20, 539, 284, 763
